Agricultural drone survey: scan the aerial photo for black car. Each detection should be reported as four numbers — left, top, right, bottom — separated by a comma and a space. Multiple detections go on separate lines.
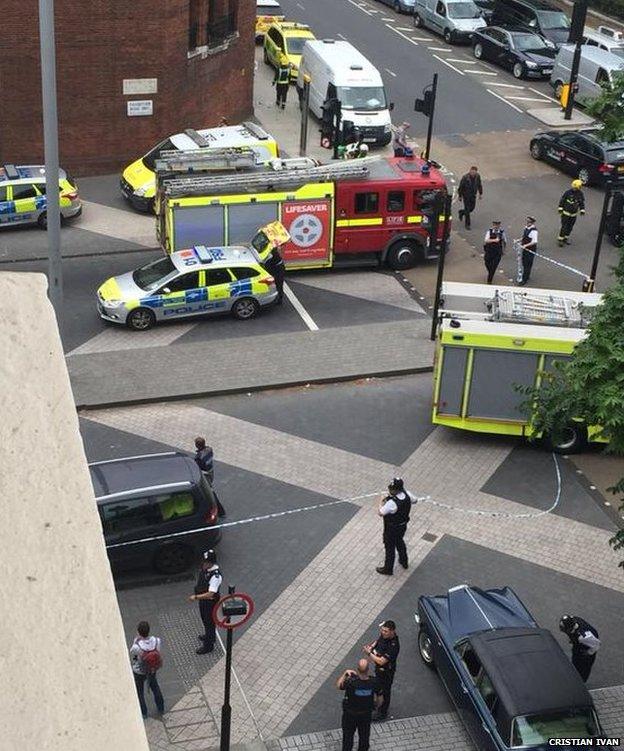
472, 26, 556, 78
89, 451, 220, 575
491, 0, 571, 46
474, 0, 496, 22
530, 129, 624, 185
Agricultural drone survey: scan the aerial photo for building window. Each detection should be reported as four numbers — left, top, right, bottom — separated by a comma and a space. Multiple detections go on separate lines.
189, 0, 201, 49
207, 0, 238, 48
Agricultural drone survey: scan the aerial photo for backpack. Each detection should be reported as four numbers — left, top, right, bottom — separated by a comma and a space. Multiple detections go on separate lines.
141, 646, 162, 674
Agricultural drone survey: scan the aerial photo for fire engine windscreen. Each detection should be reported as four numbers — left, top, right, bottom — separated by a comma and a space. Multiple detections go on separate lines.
337, 87, 387, 111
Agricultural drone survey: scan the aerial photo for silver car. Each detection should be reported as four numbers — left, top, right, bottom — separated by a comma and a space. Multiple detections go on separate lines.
97, 245, 278, 330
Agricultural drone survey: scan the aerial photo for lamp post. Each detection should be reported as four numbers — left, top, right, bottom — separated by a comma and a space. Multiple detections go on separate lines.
586, 180, 613, 292
299, 74, 311, 157
564, 0, 588, 120
430, 192, 453, 341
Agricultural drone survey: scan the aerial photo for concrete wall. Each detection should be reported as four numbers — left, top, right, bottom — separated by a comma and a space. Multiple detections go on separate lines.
0, 272, 149, 751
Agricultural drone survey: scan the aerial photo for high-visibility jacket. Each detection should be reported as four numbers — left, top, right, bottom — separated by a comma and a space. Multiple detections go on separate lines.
274, 65, 290, 85
559, 188, 585, 217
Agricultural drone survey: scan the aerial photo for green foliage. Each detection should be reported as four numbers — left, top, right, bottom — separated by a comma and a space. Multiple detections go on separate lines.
585, 71, 624, 143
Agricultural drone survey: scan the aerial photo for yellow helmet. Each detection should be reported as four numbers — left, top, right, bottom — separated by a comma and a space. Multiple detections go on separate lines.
572, 179, 583, 189
280, 53, 289, 65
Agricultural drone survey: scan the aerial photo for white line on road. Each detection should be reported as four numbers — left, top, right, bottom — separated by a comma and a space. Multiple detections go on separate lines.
381, 16, 394, 20
528, 86, 559, 102
396, 26, 413, 30
487, 88, 523, 112
410, 35, 431, 40
284, 283, 319, 331
432, 54, 464, 75
486, 81, 525, 88
427, 46, 449, 51
347, 0, 374, 15
385, 67, 397, 77
337, 33, 347, 39
296, 1, 305, 7
506, 95, 553, 102
467, 69, 498, 75
447, 58, 476, 63
385, 24, 419, 45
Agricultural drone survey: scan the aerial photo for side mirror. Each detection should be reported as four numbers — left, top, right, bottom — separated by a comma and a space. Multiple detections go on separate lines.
389, 101, 395, 111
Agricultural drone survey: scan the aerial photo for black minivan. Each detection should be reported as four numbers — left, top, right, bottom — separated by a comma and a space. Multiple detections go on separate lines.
491, 0, 571, 46
89, 452, 220, 575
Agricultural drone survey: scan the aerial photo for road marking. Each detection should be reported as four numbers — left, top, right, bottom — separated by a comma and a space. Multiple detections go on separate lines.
337, 33, 347, 39
347, 0, 374, 15
506, 95, 553, 102
447, 58, 476, 63
385, 24, 419, 46
487, 88, 523, 112
427, 46, 449, 51
432, 54, 464, 75
385, 67, 397, 77
284, 282, 319, 331
486, 81, 525, 88
296, 1, 305, 7
467, 69, 498, 75
411, 35, 432, 40
528, 86, 559, 102
396, 26, 413, 30
381, 16, 394, 20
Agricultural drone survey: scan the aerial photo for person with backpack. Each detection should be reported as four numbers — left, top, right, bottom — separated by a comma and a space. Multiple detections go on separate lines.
129, 621, 165, 718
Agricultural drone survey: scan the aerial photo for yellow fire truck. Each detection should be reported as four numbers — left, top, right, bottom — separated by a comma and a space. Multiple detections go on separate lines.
432, 281, 604, 452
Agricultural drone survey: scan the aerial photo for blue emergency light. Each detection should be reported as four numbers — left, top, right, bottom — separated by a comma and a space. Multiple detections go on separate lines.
193, 246, 226, 263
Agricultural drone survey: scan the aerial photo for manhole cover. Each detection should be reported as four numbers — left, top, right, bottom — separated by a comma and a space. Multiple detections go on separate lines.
422, 532, 438, 542
438, 133, 471, 148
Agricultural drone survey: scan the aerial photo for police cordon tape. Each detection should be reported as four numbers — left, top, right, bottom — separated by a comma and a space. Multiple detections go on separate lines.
514, 239, 590, 282
106, 454, 562, 549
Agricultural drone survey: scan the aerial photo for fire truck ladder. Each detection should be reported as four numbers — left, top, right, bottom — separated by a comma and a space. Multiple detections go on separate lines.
155, 147, 260, 174
490, 290, 585, 328
162, 159, 371, 198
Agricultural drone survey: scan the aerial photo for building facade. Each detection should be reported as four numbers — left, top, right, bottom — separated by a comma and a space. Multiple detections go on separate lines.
0, 0, 255, 174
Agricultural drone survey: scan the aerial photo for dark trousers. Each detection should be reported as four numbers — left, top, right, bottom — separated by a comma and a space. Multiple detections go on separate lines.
383, 524, 408, 573
573, 652, 596, 682
199, 600, 216, 649
376, 671, 395, 717
274, 272, 285, 304
134, 672, 164, 717
459, 198, 476, 228
276, 83, 289, 107
558, 213, 577, 242
521, 248, 535, 284
213, 488, 226, 517
341, 710, 372, 751
484, 249, 502, 284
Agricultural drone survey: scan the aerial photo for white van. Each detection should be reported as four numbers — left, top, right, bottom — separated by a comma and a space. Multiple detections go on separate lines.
551, 44, 624, 103
414, 0, 486, 43
296, 40, 393, 146
582, 26, 624, 60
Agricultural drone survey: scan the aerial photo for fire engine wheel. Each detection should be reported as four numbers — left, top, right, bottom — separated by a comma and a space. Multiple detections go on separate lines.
126, 307, 156, 331
545, 424, 587, 454
232, 297, 260, 320
386, 240, 420, 270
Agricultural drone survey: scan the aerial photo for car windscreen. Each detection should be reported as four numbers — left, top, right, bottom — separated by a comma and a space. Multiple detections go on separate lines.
132, 257, 176, 290
286, 36, 309, 54
512, 33, 548, 50
448, 2, 481, 18
142, 138, 176, 171
337, 86, 387, 111
536, 10, 570, 29
511, 708, 599, 747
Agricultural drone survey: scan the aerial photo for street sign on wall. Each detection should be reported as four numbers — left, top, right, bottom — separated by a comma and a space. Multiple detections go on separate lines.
123, 78, 158, 95
127, 100, 153, 117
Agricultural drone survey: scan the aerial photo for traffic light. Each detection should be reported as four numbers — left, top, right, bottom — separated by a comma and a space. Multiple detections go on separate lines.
569, 0, 588, 44
414, 89, 434, 117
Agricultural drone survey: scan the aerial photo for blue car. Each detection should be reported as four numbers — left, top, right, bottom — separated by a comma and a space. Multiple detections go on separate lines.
415, 585, 604, 750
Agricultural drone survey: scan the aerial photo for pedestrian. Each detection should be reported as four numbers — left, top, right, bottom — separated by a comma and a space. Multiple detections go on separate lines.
393, 122, 411, 157
129, 621, 165, 719
337, 658, 381, 751
272, 54, 291, 109
483, 220, 507, 284
457, 165, 483, 230
194, 436, 226, 517
559, 614, 601, 682
263, 246, 286, 304
558, 179, 585, 247
189, 549, 222, 655
519, 215, 538, 286
376, 477, 412, 576
363, 620, 400, 721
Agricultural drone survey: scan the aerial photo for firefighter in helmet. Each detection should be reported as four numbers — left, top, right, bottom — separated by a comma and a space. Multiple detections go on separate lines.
557, 179, 585, 247
272, 54, 292, 110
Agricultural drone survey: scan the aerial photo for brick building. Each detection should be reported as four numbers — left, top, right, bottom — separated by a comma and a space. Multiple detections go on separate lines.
0, 0, 255, 175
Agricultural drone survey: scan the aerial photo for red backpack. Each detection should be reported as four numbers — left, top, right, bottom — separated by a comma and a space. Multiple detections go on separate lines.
141, 646, 163, 674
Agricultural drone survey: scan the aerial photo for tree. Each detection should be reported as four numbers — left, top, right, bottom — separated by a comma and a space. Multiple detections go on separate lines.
585, 70, 624, 143
527, 250, 624, 565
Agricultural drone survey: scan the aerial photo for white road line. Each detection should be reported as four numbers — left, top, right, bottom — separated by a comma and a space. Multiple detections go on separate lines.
296, 1, 305, 7
381, 16, 394, 20
447, 58, 476, 63
337, 33, 347, 39
486, 81, 525, 89
284, 283, 319, 331
467, 69, 498, 75
396, 26, 413, 30
428, 46, 449, 51
347, 0, 374, 15
432, 54, 464, 75
385, 67, 397, 77
528, 86, 559, 102
385, 24, 419, 46
506, 95, 553, 102
411, 35, 431, 40
487, 88, 523, 112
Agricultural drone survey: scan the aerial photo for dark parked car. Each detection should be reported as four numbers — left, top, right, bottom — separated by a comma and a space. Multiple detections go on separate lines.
415, 585, 604, 750
491, 0, 570, 46
474, 0, 496, 23
89, 451, 220, 575
530, 129, 624, 185
472, 26, 556, 78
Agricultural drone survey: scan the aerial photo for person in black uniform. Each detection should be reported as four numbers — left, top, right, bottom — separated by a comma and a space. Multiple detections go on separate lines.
364, 620, 400, 721
376, 478, 413, 576
272, 55, 291, 109
194, 437, 226, 517
336, 658, 380, 751
263, 246, 286, 305
559, 614, 601, 682
457, 166, 483, 229
519, 216, 538, 286
189, 549, 223, 654
558, 179, 585, 247
483, 220, 507, 284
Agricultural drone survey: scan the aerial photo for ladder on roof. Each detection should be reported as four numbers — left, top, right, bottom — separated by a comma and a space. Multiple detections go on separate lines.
161, 158, 371, 197
155, 147, 259, 173
490, 290, 585, 328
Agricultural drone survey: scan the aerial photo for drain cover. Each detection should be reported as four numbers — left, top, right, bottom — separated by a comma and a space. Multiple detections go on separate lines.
422, 532, 438, 542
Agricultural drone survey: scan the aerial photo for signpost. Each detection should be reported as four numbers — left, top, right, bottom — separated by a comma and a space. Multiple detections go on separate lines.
564, 0, 588, 120
299, 74, 311, 157
415, 73, 438, 162
430, 192, 454, 341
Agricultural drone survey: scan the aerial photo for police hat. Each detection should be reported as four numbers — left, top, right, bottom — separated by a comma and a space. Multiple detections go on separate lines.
389, 477, 404, 492
559, 614, 574, 633
203, 549, 217, 563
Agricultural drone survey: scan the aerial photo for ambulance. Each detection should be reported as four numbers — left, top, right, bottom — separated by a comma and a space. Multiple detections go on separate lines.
154, 149, 449, 270
431, 281, 604, 452
120, 122, 279, 212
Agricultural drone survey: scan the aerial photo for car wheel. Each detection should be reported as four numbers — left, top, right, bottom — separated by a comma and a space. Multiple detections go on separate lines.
232, 297, 260, 320
530, 141, 543, 160
126, 307, 156, 331
37, 211, 47, 230
418, 627, 436, 669
474, 42, 483, 59
546, 424, 587, 454
553, 80, 564, 100
513, 62, 525, 79
611, 230, 624, 247
443, 28, 453, 44
413, 11, 423, 26
386, 240, 421, 270
578, 167, 591, 185
153, 544, 195, 575
263, 47, 270, 65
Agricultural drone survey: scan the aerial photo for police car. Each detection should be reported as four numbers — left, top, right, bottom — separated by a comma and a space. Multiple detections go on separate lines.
97, 245, 277, 330
0, 164, 81, 229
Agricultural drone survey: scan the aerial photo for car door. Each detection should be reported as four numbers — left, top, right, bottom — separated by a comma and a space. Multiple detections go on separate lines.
99, 495, 162, 572
486, 28, 510, 67
0, 185, 14, 225
454, 642, 500, 751
498, 30, 518, 70
155, 270, 205, 321
543, 132, 578, 172
557, 133, 590, 175
10, 183, 39, 225
574, 135, 602, 179
206, 268, 235, 312
432, 0, 447, 33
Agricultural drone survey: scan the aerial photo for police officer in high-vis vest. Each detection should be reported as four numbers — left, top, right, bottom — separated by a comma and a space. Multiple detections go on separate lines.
272, 54, 291, 109
376, 478, 413, 576
483, 220, 507, 284
558, 179, 585, 247
189, 549, 222, 654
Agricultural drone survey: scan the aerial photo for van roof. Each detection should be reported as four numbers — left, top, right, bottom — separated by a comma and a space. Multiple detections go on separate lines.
301, 40, 384, 86
257, 0, 281, 6
170, 122, 272, 152
89, 452, 200, 502
170, 245, 261, 272
558, 42, 624, 67
0, 164, 68, 183
583, 28, 624, 47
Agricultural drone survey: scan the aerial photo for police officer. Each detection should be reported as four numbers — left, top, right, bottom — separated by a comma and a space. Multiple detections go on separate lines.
363, 620, 400, 721
194, 437, 226, 517
559, 614, 601, 682
336, 658, 380, 751
189, 550, 222, 654
272, 54, 291, 109
558, 179, 586, 247
483, 220, 507, 284
263, 246, 286, 304
519, 216, 538, 286
376, 478, 412, 576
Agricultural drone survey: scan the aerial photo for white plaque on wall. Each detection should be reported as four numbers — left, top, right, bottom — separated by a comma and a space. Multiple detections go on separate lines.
127, 100, 154, 117
123, 78, 158, 95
